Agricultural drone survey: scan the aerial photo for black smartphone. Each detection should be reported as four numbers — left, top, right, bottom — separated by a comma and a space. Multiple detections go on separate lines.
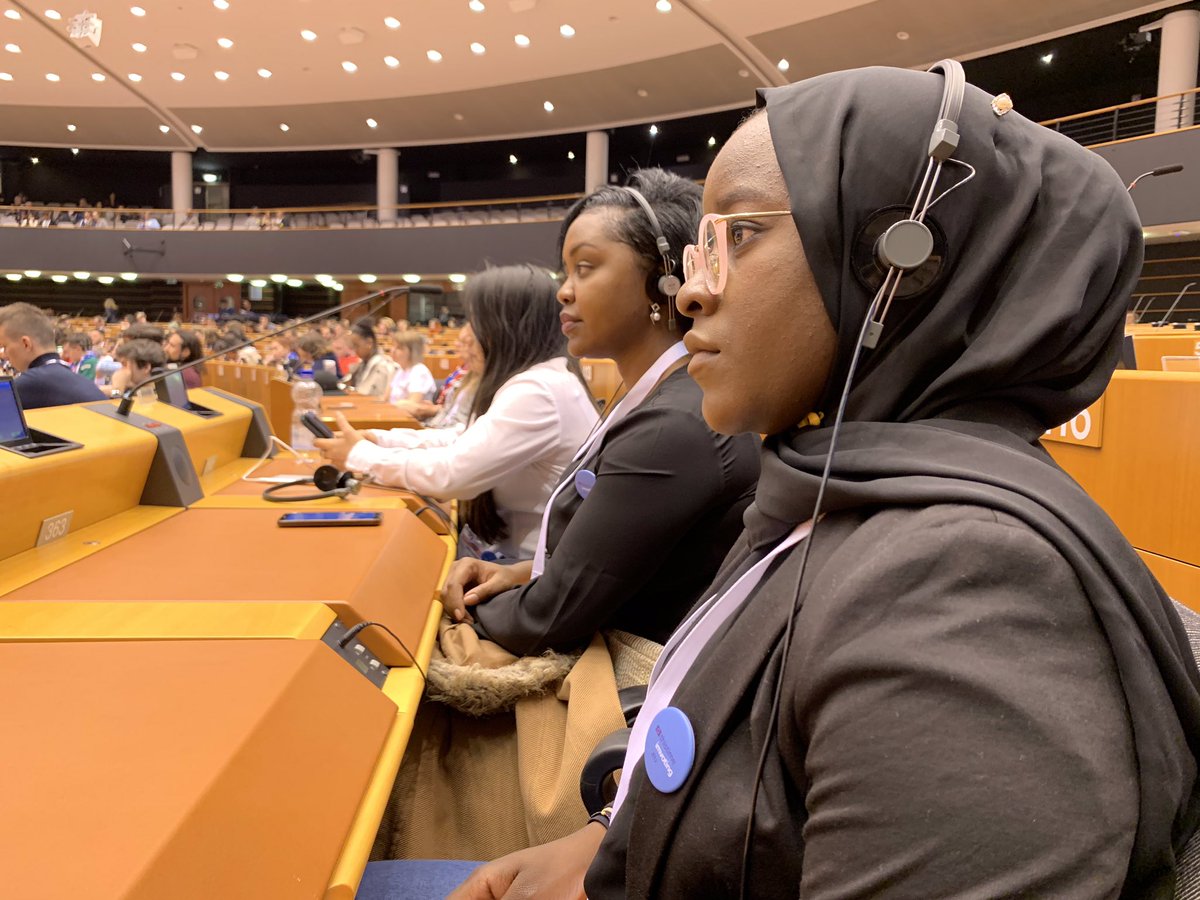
301, 410, 335, 439
277, 511, 382, 527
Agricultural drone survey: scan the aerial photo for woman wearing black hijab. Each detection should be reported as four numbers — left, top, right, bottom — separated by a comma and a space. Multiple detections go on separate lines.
442, 65, 1200, 900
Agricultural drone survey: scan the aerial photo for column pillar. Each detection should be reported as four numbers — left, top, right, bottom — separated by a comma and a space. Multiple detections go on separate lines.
377, 148, 399, 223
1156, 9, 1200, 131
170, 151, 193, 219
585, 131, 609, 194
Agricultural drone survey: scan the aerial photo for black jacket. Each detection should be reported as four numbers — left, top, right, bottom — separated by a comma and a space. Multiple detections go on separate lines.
14, 353, 106, 409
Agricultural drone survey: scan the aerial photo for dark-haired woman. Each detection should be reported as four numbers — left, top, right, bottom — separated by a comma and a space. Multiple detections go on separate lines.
436, 66, 1200, 900
346, 318, 395, 400
442, 167, 761, 657
164, 328, 204, 389
316, 264, 597, 560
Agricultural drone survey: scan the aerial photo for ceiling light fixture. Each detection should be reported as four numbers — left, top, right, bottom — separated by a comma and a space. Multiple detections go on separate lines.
359, 274, 377, 284
190, 123, 202, 134
226, 274, 244, 282
132, 42, 147, 52
5, 43, 21, 53
66, 123, 76, 131
4, 9, 20, 19
514, 33, 530, 47
70, 147, 78, 154
91, 72, 105, 81
214, 70, 229, 80
0, 72, 12, 81
543, 100, 554, 112
270, 274, 287, 283
51, 275, 69, 283
636, 88, 649, 97
202, 173, 217, 184
213, 0, 229, 9
217, 37, 233, 48
171, 71, 185, 81
286, 278, 303, 288
449, 274, 467, 284
453, 113, 464, 121
649, 124, 659, 136
470, 42, 485, 54
257, 68, 272, 78
5, 274, 21, 282
567, 151, 575, 160
560, 24, 575, 37
250, 278, 267, 288
1041, 51, 1054, 64
468, 0, 485, 11
707, 136, 717, 147
426, 49, 442, 62
656, 0, 672, 11
384, 55, 400, 67
45, 72, 60, 82
24, 270, 41, 277
508, 154, 518, 165
279, 123, 289, 132
121, 272, 137, 281
300, 29, 316, 41
128, 72, 142, 81
159, 124, 170, 133
73, 271, 89, 279
130, 5, 145, 15
341, 60, 357, 72
44, 10, 61, 20
97, 276, 115, 285
384, 15, 400, 28
777, 58, 790, 72
366, 117, 378, 128
402, 274, 421, 284
896, 31, 910, 40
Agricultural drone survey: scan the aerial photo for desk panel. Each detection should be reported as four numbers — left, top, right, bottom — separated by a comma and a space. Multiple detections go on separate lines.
1132, 333, 1200, 370
321, 396, 420, 431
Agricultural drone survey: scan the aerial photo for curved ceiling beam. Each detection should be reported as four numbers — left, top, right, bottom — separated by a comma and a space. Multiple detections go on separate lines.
675, 0, 789, 88
10, 0, 201, 150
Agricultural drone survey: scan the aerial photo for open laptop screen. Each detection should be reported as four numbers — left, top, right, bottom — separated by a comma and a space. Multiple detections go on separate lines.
0, 377, 30, 444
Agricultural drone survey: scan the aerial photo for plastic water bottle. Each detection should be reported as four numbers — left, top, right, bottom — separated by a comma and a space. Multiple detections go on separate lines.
290, 368, 324, 451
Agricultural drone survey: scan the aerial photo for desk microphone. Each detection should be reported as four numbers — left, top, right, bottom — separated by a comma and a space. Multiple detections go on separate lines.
1156, 281, 1197, 327
1127, 164, 1184, 191
115, 283, 444, 416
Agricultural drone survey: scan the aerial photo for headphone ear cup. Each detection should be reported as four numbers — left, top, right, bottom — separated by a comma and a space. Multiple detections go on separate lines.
658, 273, 682, 298
850, 205, 949, 301
313, 465, 341, 493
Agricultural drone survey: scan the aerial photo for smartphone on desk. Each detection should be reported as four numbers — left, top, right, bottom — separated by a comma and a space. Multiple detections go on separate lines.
277, 511, 382, 528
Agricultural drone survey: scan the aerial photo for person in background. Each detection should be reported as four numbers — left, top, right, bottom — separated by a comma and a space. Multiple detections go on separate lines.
316, 265, 599, 561
222, 322, 262, 365
427, 318, 444, 337
93, 337, 120, 386
346, 319, 395, 399
332, 334, 362, 379
387, 333, 437, 404
102, 298, 120, 324
392, 323, 478, 422
296, 333, 339, 378
61, 333, 98, 382
114, 338, 166, 391
0, 303, 104, 408
263, 335, 299, 376
164, 329, 205, 389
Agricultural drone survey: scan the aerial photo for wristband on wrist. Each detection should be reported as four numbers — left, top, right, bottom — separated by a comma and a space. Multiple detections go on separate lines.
587, 806, 614, 830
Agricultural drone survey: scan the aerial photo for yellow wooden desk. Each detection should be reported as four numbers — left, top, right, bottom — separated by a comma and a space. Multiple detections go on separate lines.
1043, 370, 1200, 608
321, 396, 420, 431
1131, 332, 1200, 370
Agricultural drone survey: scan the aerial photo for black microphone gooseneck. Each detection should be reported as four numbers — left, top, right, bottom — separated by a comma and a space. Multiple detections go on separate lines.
114, 283, 444, 416
1126, 163, 1184, 191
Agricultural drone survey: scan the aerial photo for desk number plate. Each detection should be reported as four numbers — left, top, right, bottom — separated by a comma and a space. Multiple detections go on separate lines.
36, 510, 74, 547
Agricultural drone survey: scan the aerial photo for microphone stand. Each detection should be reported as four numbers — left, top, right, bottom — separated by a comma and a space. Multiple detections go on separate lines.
1156, 281, 1196, 327
115, 283, 443, 416
1127, 164, 1184, 192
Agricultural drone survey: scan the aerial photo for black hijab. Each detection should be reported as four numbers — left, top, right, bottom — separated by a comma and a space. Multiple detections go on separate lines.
755, 67, 1200, 894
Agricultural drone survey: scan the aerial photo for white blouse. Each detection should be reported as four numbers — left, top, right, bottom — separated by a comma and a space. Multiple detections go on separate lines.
387, 363, 437, 404
346, 357, 598, 559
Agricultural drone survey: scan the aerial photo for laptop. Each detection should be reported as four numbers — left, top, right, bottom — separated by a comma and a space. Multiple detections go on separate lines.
0, 376, 82, 458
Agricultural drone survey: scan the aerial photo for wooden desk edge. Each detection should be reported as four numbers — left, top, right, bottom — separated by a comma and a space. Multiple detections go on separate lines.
325, 535, 454, 899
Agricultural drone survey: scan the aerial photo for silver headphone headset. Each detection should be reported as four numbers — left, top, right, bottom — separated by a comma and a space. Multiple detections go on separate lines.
622, 186, 682, 329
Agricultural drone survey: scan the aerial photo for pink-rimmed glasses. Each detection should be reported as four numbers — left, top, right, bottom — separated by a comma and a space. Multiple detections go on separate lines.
682, 210, 793, 295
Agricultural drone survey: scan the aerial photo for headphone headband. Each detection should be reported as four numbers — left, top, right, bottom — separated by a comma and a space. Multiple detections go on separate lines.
621, 185, 681, 327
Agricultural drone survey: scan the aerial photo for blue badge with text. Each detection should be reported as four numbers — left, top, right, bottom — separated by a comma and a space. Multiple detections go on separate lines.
574, 468, 596, 499
643, 706, 695, 793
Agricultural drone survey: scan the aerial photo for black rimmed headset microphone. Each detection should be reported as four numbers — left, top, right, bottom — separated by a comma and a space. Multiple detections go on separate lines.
737, 60, 971, 898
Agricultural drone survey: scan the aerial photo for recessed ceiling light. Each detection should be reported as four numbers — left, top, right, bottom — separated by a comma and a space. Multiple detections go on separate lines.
341, 60, 357, 72
202, 173, 217, 184
649, 124, 659, 136
359, 274, 378, 283
567, 151, 575, 160
217, 37, 233, 49
449, 274, 467, 284
279, 123, 289, 132
656, 0, 672, 11
24, 270, 41, 277
636, 88, 649, 97
45, 72, 60, 82
190, 123, 203, 134
51, 275, 68, 282
128, 72, 142, 82
97, 276, 115, 285
560, 24, 575, 37
66, 123, 76, 131
426, 49, 442, 62
737, 68, 749, 77
44, 10, 61, 20
5, 43, 21, 53
159, 124, 170, 133
257, 68, 272, 78
226, 274, 244, 282
384, 16, 400, 28
453, 113, 464, 121
0, 72, 12, 81
250, 278, 267, 288
1041, 51, 1054, 64
300, 29, 317, 41
171, 71, 185, 81
508, 154, 518, 165
896, 31, 910, 40
91, 72, 105, 81
213, 0, 229, 9
514, 33, 530, 47
214, 70, 229, 80
402, 273, 421, 284
707, 136, 717, 147
366, 117, 378, 128
470, 42, 485, 55
4, 9, 20, 19
286, 278, 303, 288
543, 100, 554, 112
384, 55, 400, 67
73, 271, 89, 279
130, 6, 145, 16
468, 0, 485, 10
777, 58, 790, 72
5, 274, 21, 282
121, 272, 137, 281
70, 147, 78, 154
270, 274, 287, 283
132, 42, 147, 52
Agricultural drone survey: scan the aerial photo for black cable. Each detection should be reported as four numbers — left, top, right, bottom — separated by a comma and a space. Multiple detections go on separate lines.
738, 303, 879, 900
338, 620, 427, 684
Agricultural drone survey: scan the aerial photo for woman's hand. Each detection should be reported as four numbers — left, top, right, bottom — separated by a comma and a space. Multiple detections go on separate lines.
441, 558, 535, 623
447, 823, 605, 900
313, 412, 363, 469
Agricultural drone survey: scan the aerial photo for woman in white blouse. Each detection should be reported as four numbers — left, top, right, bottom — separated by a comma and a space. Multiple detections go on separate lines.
387, 333, 438, 405
316, 265, 599, 560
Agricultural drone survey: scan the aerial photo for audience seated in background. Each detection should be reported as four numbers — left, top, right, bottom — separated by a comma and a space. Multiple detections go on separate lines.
0, 302, 104, 408
387, 333, 437, 404
392, 323, 478, 423
296, 333, 339, 378
222, 322, 262, 365
61, 333, 98, 382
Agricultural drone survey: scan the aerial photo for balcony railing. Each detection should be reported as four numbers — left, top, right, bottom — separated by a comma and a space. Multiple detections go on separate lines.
1039, 87, 1200, 148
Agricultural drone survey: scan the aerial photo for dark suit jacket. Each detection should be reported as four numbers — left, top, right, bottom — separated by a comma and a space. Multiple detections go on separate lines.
14, 353, 106, 409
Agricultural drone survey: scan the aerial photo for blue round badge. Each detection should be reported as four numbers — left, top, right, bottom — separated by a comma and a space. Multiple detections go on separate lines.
574, 468, 597, 499
643, 706, 695, 793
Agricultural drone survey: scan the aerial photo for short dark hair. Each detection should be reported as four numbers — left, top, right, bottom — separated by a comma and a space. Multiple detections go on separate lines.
123, 323, 164, 343
557, 168, 703, 332
351, 319, 377, 348
64, 331, 91, 351
116, 338, 166, 368
298, 333, 327, 357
